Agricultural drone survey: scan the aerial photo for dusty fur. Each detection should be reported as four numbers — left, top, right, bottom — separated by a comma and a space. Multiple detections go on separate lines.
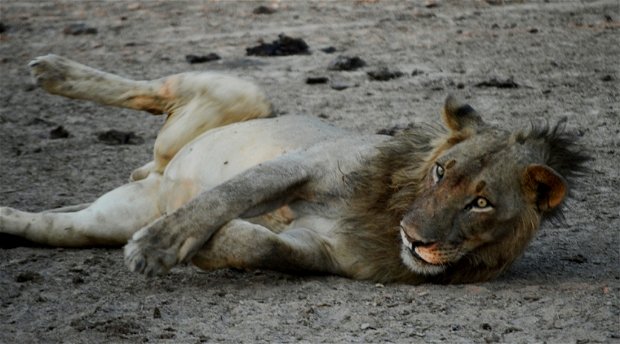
3, 54, 591, 284
340, 120, 589, 284
338, 123, 448, 283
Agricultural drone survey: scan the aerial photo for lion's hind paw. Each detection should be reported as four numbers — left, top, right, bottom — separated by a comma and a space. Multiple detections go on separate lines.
29, 54, 72, 91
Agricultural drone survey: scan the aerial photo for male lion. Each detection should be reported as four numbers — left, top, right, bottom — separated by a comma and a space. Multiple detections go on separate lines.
0, 55, 589, 284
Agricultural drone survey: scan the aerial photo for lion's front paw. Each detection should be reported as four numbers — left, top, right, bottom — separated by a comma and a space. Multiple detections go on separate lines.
123, 220, 203, 276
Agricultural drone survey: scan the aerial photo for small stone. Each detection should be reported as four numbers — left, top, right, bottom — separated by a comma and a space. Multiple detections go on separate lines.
127, 3, 141, 11
561, 254, 587, 264
484, 334, 501, 343
306, 76, 329, 84
367, 67, 404, 81
97, 130, 144, 145
320, 46, 336, 54
475, 77, 519, 89
360, 323, 373, 330
253, 6, 276, 15
601, 74, 613, 82
63, 23, 97, 35
16, 271, 43, 283
185, 53, 221, 64
246, 34, 310, 56
330, 81, 351, 91
153, 307, 162, 319
327, 55, 366, 71
72, 276, 85, 284
50, 126, 70, 139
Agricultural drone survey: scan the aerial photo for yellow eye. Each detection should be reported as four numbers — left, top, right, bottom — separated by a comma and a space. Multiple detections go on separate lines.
470, 197, 493, 212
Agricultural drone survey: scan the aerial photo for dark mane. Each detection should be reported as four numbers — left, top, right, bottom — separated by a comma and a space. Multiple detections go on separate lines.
338, 118, 590, 284
517, 118, 591, 222
337, 123, 447, 283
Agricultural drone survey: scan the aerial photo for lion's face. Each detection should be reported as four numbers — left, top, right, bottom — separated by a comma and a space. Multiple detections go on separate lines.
398, 97, 569, 277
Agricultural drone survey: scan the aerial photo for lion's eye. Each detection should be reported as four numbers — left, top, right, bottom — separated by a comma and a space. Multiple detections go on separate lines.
432, 163, 445, 183
470, 197, 493, 212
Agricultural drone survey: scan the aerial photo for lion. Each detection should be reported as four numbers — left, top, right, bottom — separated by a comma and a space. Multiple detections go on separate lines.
0, 54, 589, 284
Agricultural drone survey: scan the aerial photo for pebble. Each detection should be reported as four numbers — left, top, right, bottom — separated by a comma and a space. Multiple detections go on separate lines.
367, 67, 404, 81
601, 75, 613, 82
306, 76, 329, 84
63, 23, 97, 35
16, 271, 43, 283
253, 6, 276, 15
327, 55, 366, 71
330, 81, 352, 90
185, 53, 221, 64
246, 34, 310, 56
127, 3, 141, 11
360, 323, 373, 330
475, 77, 519, 88
50, 126, 70, 139
97, 130, 143, 145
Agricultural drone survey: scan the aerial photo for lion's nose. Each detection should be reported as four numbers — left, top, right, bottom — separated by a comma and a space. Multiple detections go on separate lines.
400, 220, 436, 246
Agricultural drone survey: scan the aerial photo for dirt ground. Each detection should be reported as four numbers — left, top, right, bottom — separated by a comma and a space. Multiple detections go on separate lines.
0, 0, 618, 343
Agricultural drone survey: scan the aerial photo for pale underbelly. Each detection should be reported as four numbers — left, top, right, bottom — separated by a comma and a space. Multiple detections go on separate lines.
156, 115, 347, 213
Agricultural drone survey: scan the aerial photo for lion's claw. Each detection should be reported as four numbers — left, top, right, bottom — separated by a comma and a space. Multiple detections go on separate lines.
124, 237, 177, 276
123, 220, 203, 276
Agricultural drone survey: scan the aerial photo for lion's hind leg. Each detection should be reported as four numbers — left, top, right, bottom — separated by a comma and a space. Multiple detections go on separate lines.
30, 54, 271, 180
0, 175, 162, 247
29, 54, 170, 114
192, 219, 340, 275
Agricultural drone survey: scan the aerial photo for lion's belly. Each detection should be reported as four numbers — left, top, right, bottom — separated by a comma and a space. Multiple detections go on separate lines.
158, 115, 347, 213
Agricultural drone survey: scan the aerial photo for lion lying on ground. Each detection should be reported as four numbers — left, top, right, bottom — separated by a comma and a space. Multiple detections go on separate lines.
0, 55, 588, 284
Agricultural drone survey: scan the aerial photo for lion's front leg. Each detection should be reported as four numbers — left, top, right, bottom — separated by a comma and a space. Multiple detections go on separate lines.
124, 155, 312, 276
192, 219, 340, 275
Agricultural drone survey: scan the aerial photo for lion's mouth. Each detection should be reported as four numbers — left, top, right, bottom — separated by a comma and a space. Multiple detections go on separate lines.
399, 228, 439, 266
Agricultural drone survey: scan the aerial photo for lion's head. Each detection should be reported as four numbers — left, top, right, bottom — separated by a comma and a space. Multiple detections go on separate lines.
345, 96, 589, 284
399, 96, 590, 282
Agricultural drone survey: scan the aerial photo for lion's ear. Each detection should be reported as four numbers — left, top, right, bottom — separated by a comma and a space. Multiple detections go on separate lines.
442, 95, 484, 134
522, 164, 568, 212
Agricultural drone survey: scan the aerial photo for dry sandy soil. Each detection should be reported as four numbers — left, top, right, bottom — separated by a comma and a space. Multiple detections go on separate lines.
0, 1, 618, 343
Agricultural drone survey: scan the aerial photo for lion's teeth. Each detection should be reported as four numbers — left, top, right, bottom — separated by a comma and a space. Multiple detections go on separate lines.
400, 228, 412, 250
